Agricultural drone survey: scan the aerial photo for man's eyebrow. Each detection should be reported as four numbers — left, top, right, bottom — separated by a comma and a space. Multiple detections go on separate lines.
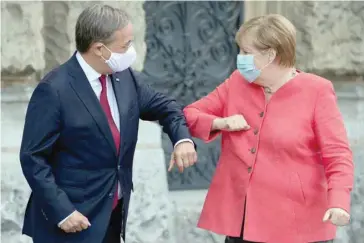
123, 40, 132, 47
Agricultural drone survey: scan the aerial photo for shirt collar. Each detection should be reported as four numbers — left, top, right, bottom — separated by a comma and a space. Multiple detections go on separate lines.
75, 51, 102, 82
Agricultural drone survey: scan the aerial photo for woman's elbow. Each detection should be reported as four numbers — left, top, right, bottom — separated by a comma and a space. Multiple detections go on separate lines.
183, 106, 197, 126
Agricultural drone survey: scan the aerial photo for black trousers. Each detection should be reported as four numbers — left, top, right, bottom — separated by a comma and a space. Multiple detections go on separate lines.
225, 237, 333, 243
224, 201, 333, 243
102, 200, 123, 243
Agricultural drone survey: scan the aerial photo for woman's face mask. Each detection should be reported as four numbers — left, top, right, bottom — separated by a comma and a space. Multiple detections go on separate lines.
236, 51, 273, 83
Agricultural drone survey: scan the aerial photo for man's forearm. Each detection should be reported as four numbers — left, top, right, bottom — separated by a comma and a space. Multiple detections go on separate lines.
20, 152, 75, 224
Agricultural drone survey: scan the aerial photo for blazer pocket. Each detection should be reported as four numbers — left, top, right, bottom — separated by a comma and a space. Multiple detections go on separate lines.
288, 172, 306, 204
56, 167, 88, 187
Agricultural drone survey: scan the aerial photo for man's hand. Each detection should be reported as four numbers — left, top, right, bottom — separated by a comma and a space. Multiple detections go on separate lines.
323, 208, 350, 226
60, 211, 91, 233
212, 115, 250, 132
168, 141, 197, 172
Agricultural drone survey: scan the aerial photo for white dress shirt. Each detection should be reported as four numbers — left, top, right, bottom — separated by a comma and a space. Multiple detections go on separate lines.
58, 52, 192, 226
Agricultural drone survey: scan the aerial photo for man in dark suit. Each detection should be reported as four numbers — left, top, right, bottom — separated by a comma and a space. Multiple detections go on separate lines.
19, 4, 197, 243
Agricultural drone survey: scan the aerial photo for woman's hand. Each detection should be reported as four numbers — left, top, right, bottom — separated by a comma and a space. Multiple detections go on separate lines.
323, 208, 350, 226
212, 115, 250, 131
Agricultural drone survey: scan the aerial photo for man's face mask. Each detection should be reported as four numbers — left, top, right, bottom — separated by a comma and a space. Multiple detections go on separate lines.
102, 45, 137, 73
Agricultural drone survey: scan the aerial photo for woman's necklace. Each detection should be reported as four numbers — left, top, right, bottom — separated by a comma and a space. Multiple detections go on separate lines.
263, 69, 297, 94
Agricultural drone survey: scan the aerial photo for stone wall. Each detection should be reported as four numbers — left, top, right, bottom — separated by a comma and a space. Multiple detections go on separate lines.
245, 1, 364, 79
3, 1, 363, 79
1, 1, 364, 243
1, 2, 45, 76
1, 1, 145, 79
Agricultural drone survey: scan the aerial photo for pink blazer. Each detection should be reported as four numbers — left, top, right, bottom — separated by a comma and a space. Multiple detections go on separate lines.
183, 70, 354, 243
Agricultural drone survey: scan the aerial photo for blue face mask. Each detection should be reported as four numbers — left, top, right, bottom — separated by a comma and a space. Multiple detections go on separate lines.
236, 54, 261, 83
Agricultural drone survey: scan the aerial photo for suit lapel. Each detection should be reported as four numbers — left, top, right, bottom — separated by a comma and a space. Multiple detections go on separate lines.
110, 72, 133, 153
66, 54, 117, 156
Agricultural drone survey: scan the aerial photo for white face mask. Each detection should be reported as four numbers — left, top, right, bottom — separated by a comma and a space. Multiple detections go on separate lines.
103, 45, 137, 73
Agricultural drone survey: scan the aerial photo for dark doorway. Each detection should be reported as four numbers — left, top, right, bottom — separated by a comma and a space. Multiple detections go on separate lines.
141, 1, 244, 190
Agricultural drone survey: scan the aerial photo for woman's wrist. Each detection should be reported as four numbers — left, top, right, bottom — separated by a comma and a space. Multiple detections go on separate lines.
212, 117, 226, 131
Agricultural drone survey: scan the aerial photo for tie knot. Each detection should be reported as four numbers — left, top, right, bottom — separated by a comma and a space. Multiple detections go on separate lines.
99, 74, 107, 87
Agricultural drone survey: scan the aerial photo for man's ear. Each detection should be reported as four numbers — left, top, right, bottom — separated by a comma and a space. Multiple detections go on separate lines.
90, 42, 104, 58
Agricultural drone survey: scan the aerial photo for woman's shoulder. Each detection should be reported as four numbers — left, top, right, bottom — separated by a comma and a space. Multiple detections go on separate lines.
299, 72, 333, 90
226, 69, 252, 88
228, 69, 244, 83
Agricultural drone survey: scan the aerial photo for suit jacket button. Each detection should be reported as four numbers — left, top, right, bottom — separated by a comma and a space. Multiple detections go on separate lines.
247, 167, 252, 173
117, 165, 120, 170
259, 112, 264, 117
109, 193, 113, 198
250, 148, 256, 154
253, 128, 259, 135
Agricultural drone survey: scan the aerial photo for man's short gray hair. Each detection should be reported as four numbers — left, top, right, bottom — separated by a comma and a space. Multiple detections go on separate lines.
75, 4, 130, 53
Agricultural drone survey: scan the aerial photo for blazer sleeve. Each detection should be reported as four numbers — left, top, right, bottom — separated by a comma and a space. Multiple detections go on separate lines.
19, 81, 75, 225
313, 81, 354, 213
130, 69, 192, 146
183, 78, 229, 143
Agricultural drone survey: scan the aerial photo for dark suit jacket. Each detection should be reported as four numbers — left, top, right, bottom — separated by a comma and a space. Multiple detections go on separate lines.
19, 54, 192, 243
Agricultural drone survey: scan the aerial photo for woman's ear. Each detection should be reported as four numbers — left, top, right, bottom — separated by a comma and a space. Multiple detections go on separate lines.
268, 49, 277, 63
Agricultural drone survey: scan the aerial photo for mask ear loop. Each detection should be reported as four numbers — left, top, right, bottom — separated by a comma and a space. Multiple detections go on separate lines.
258, 50, 274, 71
100, 44, 112, 62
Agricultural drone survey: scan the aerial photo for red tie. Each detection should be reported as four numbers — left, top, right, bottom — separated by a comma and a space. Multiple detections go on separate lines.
99, 74, 120, 209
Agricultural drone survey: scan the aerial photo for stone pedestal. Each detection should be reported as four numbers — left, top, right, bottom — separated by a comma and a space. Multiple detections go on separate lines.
126, 121, 174, 243
1, 101, 32, 243
170, 191, 224, 243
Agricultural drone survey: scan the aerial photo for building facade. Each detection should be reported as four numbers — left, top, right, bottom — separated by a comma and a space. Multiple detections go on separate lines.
1, 1, 363, 243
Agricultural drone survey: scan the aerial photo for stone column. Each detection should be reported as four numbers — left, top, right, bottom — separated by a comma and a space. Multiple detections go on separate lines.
243, 1, 364, 78
243, 1, 268, 21
42, 1, 74, 74
1, 1, 45, 76
1, 2, 44, 242
42, 1, 146, 73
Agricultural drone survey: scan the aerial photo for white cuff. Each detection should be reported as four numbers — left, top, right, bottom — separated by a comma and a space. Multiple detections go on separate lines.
57, 210, 76, 227
174, 139, 194, 148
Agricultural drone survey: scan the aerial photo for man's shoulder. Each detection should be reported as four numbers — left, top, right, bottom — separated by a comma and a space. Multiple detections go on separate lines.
39, 61, 70, 90
114, 68, 136, 81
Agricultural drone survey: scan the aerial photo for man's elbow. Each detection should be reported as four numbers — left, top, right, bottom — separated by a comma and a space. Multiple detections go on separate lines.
19, 150, 41, 183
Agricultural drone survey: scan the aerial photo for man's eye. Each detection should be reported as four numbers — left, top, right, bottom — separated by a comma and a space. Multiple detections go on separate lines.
124, 41, 133, 49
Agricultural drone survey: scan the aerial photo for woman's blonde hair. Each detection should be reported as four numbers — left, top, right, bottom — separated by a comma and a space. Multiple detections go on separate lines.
235, 14, 296, 67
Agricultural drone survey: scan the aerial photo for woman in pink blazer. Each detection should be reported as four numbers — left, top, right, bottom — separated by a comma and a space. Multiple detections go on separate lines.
179, 14, 354, 243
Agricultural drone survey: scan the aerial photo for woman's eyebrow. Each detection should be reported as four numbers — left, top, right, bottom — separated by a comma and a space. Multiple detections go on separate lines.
241, 47, 251, 53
